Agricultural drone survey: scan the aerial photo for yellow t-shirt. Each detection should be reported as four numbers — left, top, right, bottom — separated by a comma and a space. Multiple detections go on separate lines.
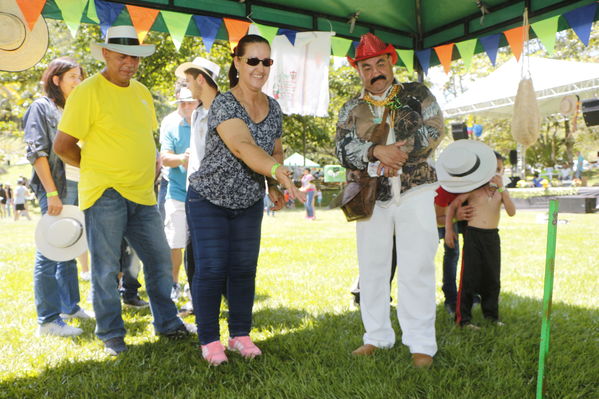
58, 73, 158, 210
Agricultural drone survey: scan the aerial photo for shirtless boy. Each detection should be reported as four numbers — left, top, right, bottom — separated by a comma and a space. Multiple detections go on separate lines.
444, 151, 516, 328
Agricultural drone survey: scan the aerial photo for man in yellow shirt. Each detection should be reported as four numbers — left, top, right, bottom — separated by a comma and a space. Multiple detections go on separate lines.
54, 26, 192, 356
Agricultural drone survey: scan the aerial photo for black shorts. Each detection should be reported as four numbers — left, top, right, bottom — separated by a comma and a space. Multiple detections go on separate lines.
15, 204, 25, 211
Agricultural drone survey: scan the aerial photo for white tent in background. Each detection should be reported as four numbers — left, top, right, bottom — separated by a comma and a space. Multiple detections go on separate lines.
284, 152, 320, 167
443, 57, 599, 119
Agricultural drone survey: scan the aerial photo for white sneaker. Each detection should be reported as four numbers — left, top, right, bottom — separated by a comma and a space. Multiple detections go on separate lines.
80, 271, 91, 281
38, 319, 83, 337
60, 308, 95, 320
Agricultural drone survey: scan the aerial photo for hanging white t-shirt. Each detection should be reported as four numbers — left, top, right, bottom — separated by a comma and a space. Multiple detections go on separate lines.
264, 31, 332, 117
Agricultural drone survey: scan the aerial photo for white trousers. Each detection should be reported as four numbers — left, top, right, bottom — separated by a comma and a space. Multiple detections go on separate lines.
356, 189, 438, 356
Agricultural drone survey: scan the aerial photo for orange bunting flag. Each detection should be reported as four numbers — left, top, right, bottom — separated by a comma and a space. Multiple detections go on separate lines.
504, 25, 528, 61
16, 0, 47, 31
126, 5, 159, 43
433, 43, 454, 74
223, 18, 251, 50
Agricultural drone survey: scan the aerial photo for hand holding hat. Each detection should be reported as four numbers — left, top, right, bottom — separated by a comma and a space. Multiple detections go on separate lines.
35, 205, 88, 261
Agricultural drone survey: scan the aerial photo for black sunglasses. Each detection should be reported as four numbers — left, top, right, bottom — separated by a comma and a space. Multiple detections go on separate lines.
239, 57, 274, 67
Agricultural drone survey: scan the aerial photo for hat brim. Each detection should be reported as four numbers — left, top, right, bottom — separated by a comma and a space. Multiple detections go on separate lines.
0, 8, 49, 72
175, 62, 219, 89
91, 42, 156, 61
347, 44, 398, 68
436, 140, 498, 194
35, 205, 88, 262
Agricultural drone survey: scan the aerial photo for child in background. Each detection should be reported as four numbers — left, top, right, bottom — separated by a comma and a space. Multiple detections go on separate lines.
443, 148, 516, 329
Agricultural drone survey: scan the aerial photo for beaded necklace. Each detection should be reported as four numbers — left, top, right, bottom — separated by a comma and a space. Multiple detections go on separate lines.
363, 84, 401, 124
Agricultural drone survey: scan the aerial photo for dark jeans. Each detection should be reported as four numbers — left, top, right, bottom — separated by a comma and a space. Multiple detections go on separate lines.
186, 187, 263, 345
438, 225, 459, 306
157, 176, 168, 223
458, 226, 501, 325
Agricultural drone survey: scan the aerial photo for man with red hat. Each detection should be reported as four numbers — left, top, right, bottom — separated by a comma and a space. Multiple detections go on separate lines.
336, 33, 444, 367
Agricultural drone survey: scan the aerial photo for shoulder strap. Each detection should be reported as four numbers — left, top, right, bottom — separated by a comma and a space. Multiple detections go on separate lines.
369, 106, 391, 145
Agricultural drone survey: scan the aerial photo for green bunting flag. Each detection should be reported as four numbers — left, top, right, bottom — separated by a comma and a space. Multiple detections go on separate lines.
255, 23, 279, 44
396, 49, 414, 74
54, 0, 87, 37
331, 36, 352, 57
161, 10, 191, 51
456, 38, 477, 71
86, 0, 99, 23
531, 16, 559, 55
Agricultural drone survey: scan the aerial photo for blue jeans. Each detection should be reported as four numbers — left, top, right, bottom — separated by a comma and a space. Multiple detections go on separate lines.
157, 176, 168, 223
438, 225, 459, 306
186, 187, 262, 345
85, 188, 182, 341
33, 193, 81, 324
64, 179, 79, 206
305, 190, 315, 218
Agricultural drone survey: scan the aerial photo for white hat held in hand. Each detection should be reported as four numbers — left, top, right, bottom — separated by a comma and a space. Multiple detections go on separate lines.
35, 205, 88, 261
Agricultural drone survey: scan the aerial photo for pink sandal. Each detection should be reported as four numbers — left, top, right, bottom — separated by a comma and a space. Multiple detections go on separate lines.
228, 336, 262, 359
201, 341, 228, 366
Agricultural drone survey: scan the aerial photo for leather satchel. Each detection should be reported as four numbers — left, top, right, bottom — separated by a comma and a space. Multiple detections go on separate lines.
339, 107, 391, 222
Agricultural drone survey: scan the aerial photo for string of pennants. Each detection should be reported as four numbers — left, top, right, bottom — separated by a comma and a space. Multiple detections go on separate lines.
15, 0, 598, 75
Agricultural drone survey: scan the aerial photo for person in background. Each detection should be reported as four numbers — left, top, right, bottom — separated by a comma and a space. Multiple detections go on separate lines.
300, 168, 316, 219
13, 178, 31, 221
532, 172, 543, 187
186, 34, 304, 366
160, 86, 199, 302
24, 57, 93, 337
575, 151, 584, 179
0, 184, 6, 218
4, 183, 12, 217
54, 26, 192, 355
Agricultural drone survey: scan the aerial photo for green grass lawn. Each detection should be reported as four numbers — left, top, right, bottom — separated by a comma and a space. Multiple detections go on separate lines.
0, 207, 597, 399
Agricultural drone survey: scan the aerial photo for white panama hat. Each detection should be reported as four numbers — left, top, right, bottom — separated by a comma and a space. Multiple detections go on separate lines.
436, 140, 497, 193
176, 87, 196, 102
0, 1, 49, 72
35, 205, 88, 262
91, 25, 155, 61
175, 57, 220, 89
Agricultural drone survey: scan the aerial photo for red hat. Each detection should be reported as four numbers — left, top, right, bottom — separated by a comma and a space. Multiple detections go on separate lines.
347, 33, 397, 68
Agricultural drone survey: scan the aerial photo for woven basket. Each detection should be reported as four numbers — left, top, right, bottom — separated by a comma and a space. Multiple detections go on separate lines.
511, 77, 541, 146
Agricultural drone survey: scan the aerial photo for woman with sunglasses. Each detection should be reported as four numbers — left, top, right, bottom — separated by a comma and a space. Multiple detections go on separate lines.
186, 34, 304, 365
24, 57, 94, 337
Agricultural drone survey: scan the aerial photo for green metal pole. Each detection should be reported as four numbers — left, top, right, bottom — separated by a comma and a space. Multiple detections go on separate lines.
536, 199, 559, 399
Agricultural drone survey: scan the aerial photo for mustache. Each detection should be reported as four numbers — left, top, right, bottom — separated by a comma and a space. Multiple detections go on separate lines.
370, 75, 387, 85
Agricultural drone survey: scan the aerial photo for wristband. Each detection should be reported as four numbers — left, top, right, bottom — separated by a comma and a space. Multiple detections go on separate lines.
271, 163, 281, 179
498, 187, 505, 193
47, 191, 58, 198
367, 144, 378, 162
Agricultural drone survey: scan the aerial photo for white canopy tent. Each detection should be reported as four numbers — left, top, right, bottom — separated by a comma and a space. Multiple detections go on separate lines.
442, 57, 599, 119
284, 152, 320, 167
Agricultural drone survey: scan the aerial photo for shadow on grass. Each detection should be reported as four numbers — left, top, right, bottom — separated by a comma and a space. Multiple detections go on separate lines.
2, 293, 597, 399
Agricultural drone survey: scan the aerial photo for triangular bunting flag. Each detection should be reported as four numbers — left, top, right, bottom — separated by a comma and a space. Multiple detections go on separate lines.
479, 34, 500, 66
16, 0, 46, 31
126, 5, 159, 43
563, 3, 597, 46
396, 49, 414, 74
95, 0, 125, 37
331, 37, 352, 57
415, 49, 431, 75
433, 43, 454, 74
54, 0, 87, 37
278, 28, 297, 46
86, 0, 99, 23
161, 11, 192, 51
504, 25, 527, 61
192, 15, 222, 53
531, 16, 559, 54
255, 23, 279, 44
223, 18, 251, 50
456, 38, 477, 71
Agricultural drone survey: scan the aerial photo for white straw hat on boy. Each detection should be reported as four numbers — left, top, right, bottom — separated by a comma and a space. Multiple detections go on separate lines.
0, 1, 49, 72
436, 140, 497, 193
35, 205, 88, 261
91, 25, 155, 61
175, 57, 220, 88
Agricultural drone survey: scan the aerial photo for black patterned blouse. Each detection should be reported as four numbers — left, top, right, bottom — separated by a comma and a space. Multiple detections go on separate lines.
188, 91, 282, 209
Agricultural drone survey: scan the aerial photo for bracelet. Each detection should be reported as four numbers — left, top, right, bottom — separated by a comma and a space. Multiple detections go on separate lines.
47, 191, 58, 198
498, 187, 505, 193
367, 144, 378, 162
271, 163, 281, 179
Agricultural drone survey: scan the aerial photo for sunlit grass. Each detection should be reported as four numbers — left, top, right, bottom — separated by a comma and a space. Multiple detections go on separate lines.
0, 206, 597, 398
